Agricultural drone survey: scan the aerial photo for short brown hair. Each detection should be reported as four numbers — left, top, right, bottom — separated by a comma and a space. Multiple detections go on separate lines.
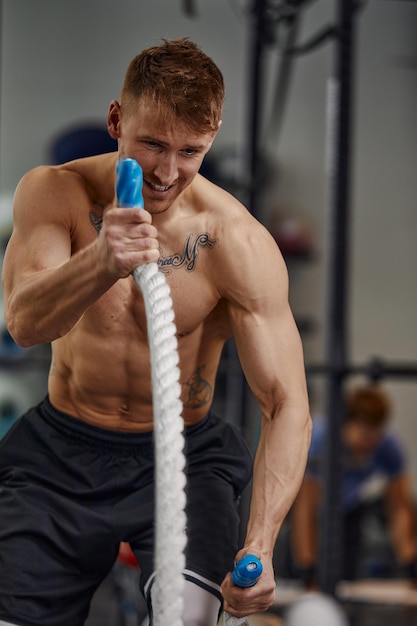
120, 38, 224, 134
346, 385, 392, 427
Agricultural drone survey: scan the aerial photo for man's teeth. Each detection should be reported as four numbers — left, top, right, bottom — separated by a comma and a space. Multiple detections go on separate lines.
150, 182, 170, 191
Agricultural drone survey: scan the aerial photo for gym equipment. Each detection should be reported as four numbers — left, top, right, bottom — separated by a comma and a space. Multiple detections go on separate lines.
224, 555, 263, 625
116, 158, 186, 626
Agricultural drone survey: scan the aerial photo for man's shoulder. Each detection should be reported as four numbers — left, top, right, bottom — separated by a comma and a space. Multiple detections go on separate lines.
187, 175, 286, 298
193, 176, 277, 250
193, 174, 249, 218
18, 161, 88, 197
13, 158, 108, 232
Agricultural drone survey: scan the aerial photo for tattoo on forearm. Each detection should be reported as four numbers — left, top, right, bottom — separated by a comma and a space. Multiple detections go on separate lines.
184, 365, 212, 409
159, 233, 218, 274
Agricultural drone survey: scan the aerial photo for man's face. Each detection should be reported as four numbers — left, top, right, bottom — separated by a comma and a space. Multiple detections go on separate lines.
343, 419, 385, 457
108, 98, 219, 215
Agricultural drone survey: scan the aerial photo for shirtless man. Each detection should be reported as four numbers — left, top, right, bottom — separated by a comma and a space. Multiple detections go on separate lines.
0, 38, 311, 626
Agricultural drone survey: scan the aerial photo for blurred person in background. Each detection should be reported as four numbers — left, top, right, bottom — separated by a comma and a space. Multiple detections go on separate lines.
291, 383, 417, 587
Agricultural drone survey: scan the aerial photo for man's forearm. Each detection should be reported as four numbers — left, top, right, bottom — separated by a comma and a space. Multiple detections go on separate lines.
5, 242, 117, 347
243, 406, 311, 558
390, 505, 417, 564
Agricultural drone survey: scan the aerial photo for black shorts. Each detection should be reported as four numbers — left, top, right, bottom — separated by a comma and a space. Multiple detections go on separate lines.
0, 396, 253, 626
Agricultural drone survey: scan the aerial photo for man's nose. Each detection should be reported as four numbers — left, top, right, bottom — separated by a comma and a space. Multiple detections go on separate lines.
154, 153, 178, 186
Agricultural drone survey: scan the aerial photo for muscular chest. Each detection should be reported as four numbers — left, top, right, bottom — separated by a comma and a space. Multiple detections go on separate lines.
89, 269, 220, 343
76, 204, 223, 337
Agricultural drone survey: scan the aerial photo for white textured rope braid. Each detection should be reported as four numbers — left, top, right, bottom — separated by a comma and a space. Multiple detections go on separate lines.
133, 262, 187, 626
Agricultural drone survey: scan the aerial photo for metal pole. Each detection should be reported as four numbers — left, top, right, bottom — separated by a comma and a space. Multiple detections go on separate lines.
247, 0, 268, 219
318, 0, 357, 595
240, 0, 269, 427
234, 0, 270, 544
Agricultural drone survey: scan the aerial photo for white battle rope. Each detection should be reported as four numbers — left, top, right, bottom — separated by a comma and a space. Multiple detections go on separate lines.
136, 260, 252, 626
136, 260, 259, 626
133, 262, 187, 626
117, 158, 255, 625
116, 157, 187, 626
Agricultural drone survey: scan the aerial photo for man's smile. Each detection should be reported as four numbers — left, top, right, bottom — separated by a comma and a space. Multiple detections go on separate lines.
145, 179, 172, 192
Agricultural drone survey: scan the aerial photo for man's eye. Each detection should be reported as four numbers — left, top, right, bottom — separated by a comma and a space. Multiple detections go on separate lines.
183, 148, 197, 156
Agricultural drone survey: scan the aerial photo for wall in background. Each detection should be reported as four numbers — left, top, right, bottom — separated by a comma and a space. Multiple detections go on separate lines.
1, 0, 416, 485
0, 0, 248, 197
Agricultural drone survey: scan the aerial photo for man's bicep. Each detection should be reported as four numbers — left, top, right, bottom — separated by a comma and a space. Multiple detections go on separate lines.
3, 221, 71, 294
4, 168, 74, 282
230, 298, 307, 413
220, 217, 308, 411
3, 176, 71, 294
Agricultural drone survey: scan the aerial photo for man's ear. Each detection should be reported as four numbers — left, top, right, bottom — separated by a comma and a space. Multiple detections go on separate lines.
206, 120, 222, 152
107, 100, 122, 139
212, 120, 222, 143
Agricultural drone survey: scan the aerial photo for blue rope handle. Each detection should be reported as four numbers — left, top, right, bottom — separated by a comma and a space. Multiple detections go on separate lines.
115, 157, 144, 208
232, 555, 263, 587
224, 555, 263, 625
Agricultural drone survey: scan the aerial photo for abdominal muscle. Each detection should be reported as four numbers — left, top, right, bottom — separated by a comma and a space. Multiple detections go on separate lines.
47, 300, 222, 433
48, 332, 155, 431
45, 266, 228, 431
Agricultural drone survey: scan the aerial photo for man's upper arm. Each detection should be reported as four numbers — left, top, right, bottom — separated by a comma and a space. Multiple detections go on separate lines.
218, 217, 308, 415
2, 167, 75, 298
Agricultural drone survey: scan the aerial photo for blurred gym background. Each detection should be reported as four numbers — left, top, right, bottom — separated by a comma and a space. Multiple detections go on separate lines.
0, 1, 416, 624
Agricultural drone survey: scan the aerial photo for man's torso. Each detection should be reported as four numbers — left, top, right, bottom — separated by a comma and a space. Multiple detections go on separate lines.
48, 154, 240, 431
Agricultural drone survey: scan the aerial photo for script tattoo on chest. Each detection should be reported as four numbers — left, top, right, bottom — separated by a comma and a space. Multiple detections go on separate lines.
88, 214, 218, 275
159, 233, 218, 274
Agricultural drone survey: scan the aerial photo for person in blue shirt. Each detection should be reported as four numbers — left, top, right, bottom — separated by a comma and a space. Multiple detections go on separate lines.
291, 383, 417, 587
